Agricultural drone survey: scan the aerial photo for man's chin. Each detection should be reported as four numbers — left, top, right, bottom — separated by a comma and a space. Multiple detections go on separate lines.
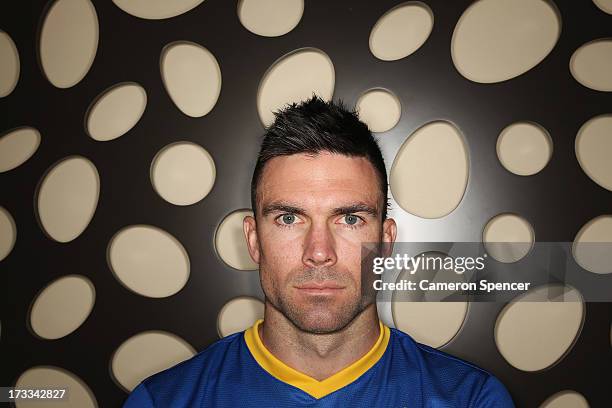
287, 306, 357, 334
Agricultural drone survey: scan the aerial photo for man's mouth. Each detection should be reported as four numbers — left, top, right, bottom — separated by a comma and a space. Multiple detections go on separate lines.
294, 282, 346, 294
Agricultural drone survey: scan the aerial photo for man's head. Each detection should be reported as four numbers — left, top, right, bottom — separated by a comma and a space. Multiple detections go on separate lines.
244, 95, 396, 334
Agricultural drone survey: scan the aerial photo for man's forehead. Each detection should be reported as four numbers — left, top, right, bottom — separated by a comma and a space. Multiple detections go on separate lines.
261, 152, 377, 182
258, 152, 381, 210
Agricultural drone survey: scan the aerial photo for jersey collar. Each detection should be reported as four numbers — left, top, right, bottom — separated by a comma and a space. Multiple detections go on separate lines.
244, 318, 390, 399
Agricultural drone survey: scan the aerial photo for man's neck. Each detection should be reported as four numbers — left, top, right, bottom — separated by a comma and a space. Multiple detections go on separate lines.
258, 303, 381, 381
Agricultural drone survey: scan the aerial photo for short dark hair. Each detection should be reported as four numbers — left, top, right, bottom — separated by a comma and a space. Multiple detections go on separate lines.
251, 94, 390, 221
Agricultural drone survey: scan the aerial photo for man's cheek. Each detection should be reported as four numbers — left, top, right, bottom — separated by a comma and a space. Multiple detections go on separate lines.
261, 259, 291, 288
336, 249, 361, 277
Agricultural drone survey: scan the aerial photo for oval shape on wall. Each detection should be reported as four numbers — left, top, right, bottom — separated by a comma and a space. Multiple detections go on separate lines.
108, 224, 190, 298
570, 39, 612, 92
217, 296, 264, 337
572, 215, 612, 274
29, 275, 95, 340
0, 30, 20, 97
369, 1, 434, 61
0, 206, 16, 262
15, 366, 97, 408
393, 301, 468, 348
150, 141, 216, 206
161, 41, 222, 118
86, 82, 147, 141
391, 252, 468, 348
483, 213, 535, 263
390, 121, 469, 219
238, 0, 304, 37
356, 88, 401, 133
112, 0, 205, 20
37, 156, 100, 243
496, 122, 553, 176
451, 0, 561, 83
539, 390, 590, 408
39, 0, 99, 88
258, 48, 335, 127
494, 284, 584, 372
215, 210, 258, 270
593, 0, 612, 14
111, 331, 196, 391
575, 114, 612, 192
0, 127, 40, 173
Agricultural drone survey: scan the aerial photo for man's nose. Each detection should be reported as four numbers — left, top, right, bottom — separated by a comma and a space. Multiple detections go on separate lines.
302, 220, 337, 268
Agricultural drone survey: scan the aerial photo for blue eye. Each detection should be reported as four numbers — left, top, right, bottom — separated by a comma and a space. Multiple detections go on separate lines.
341, 214, 364, 229
281, 214, 296, 225
345, 214, 359, 225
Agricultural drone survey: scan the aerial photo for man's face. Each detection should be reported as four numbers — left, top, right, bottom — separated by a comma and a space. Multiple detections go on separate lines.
244, 151, 396, 334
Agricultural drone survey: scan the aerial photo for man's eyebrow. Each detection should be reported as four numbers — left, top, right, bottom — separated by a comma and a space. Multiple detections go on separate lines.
261, 203, 307, 217
261, 201, 379, 218
330, 203, 379, 218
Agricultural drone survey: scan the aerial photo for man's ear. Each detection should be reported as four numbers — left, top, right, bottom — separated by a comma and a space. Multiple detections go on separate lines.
381, 217, 397, 258
243, 214, 260, 264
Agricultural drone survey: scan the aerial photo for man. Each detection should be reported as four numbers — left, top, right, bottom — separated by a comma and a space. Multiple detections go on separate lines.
123, 95, 515, 407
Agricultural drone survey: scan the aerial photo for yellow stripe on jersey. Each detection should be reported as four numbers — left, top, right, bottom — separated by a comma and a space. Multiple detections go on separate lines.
244, 319, 390, 399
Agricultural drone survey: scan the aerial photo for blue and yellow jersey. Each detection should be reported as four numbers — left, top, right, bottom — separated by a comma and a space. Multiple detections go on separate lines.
123, 319, 514, 407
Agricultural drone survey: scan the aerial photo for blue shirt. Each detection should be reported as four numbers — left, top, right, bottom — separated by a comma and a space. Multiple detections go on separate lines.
123, 319, 514, 407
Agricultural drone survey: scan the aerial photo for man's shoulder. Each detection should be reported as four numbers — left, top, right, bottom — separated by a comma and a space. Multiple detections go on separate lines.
389, 327, 515, 407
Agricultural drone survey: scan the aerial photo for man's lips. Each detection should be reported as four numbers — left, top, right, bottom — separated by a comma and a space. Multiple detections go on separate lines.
294, 282, 346, 293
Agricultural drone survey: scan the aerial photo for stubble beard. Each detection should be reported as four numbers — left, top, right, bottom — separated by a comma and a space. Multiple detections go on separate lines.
263, 266, 376, 334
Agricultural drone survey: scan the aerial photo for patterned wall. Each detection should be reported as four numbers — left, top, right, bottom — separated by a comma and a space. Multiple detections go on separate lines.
0, 0, 610, 407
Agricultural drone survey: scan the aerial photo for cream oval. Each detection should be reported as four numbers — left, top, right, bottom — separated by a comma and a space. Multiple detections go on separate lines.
39, 0, 98, 88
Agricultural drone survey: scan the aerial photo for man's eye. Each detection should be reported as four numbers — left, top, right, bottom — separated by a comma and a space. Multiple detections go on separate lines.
279, 214, 297, 225
341, 214, 362, 226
